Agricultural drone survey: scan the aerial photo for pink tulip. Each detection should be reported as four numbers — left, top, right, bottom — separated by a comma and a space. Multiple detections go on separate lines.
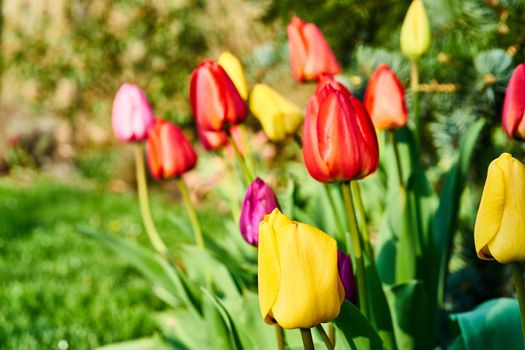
112, 83, 154, 142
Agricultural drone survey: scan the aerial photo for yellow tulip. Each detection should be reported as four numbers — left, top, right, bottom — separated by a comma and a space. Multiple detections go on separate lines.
258, 208, 345, 329
249, 84, 304, 141
218, 51, 248, 100
400, 0, 431, 60
474, 153, 525, 263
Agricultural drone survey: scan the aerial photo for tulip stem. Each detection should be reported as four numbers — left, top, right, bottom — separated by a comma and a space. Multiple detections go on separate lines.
341, 181, 369, 319
315, 324, 334, 350
275, 325, 285, 350
134, 144, 168, 258
351, 181, 374, 260
512, 262, 525, 346
411, 60, 421, 149
227, 134, 254, 185
324, 184, 346, 245
391, 131, 406, 196
175, 177, 205, 249
300, 328, 315, 350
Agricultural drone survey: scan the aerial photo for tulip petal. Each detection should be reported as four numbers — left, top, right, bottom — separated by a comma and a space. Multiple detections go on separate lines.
303, 96, 332, 182
218, 51, 249, 100
400, 0, 431, 59
270, 222, 343, 329
288, 17, 308, 82
258, 221, 280, 324
302, 23, 341, 80
502, 64, 525, 139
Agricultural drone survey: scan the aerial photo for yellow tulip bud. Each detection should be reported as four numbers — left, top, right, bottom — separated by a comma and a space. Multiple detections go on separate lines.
218, 51, 248, 100
474, 153, 525, 263
400, 0, 431, 60
258, 209, 345, 329
249, 84, 304, 141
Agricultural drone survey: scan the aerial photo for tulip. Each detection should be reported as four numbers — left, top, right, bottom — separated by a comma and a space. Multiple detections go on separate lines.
249, 84, 304, 141
218, 51, 249, 100
337, 250, 357, 304
189, 60, 247, 132
146, 118, 197, 179
302, 76, 379, 183
400, 0, 431, 60
287, 16, 341, 82
239, 178, 280, 246
502, 64, 525, 140
197, 125, 247, 157
474, 153, 525, 263
112, 83, 154, 142
364, 64, 408, 129
258, 208, 345, 329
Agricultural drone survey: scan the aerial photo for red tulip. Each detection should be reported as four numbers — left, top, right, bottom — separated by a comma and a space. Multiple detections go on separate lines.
364, 64, 408, 129
146, 119, 197, 179
197, 125, 247, 157
287, 16, 341, 82
303, 77, 379, 183
502, 63, 525, 140
189, 60, 247, 132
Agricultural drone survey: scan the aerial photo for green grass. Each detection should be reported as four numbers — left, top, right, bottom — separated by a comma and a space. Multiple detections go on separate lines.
0, 174, 198, 349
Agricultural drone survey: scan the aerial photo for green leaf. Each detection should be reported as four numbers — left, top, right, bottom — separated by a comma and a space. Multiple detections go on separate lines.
434, 119, 485, 306
334, 301, 383, 350
97, 336, 173, 350
384, 281, 431, 350
202, 289, 244, 350
155, 309, 208, 350
77, 226, 200, 312
180, 245, 241, 300
450, 298, 525, 350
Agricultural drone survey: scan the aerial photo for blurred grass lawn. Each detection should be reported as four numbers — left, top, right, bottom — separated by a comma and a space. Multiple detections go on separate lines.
0, 173, 200, 349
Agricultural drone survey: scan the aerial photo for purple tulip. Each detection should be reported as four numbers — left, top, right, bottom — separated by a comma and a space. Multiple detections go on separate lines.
337, 250, 357, 303
112, 83, 155, 142
239, 178, 279, 246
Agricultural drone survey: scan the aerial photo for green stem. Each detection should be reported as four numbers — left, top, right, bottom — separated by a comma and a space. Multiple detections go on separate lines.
227, 134, 254, 185
351, 181, 374, 260
275, 325, 285, 350
134, 144, 168, 257
175, 177, 205, 249
411, 61, 421, 149
300, 328, 315, 350
391, 131, 405, 196
315, 324, 334, 350
341, 181, 369, 319
323, 184, 346, 245
512, 262, 525, 346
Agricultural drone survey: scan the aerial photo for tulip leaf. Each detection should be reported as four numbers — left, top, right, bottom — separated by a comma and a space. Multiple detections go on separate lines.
155, 309, 208, 350
77, 226, 201, 313
384, 280, 431, 350
365, 257, 397, 349
433, 119, 485, 306
334, 301, 383, 350
96, 336, 173, 350
180, 245, 241, 300
450, 298, 525, 350
221, 291, 276, 350
202, 289, 244, 350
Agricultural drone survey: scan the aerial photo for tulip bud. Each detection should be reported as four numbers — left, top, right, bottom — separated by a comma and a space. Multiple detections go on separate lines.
239, 178, 280, 246
302, 76, 379, 183
474, 153, 525, 263
287, 16, 341, 82
218, 51, 249, 100
146, 119, 197, 179
502, 64, 525, 140
364, 64, 408, 129
400, 0, 431, 60
111, 83, 154, 142
197, 125, 247, 157
249, 84, 304, 141
258, 208, 345, 329
189, 60, 247, 131
337, 251, 357, 304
